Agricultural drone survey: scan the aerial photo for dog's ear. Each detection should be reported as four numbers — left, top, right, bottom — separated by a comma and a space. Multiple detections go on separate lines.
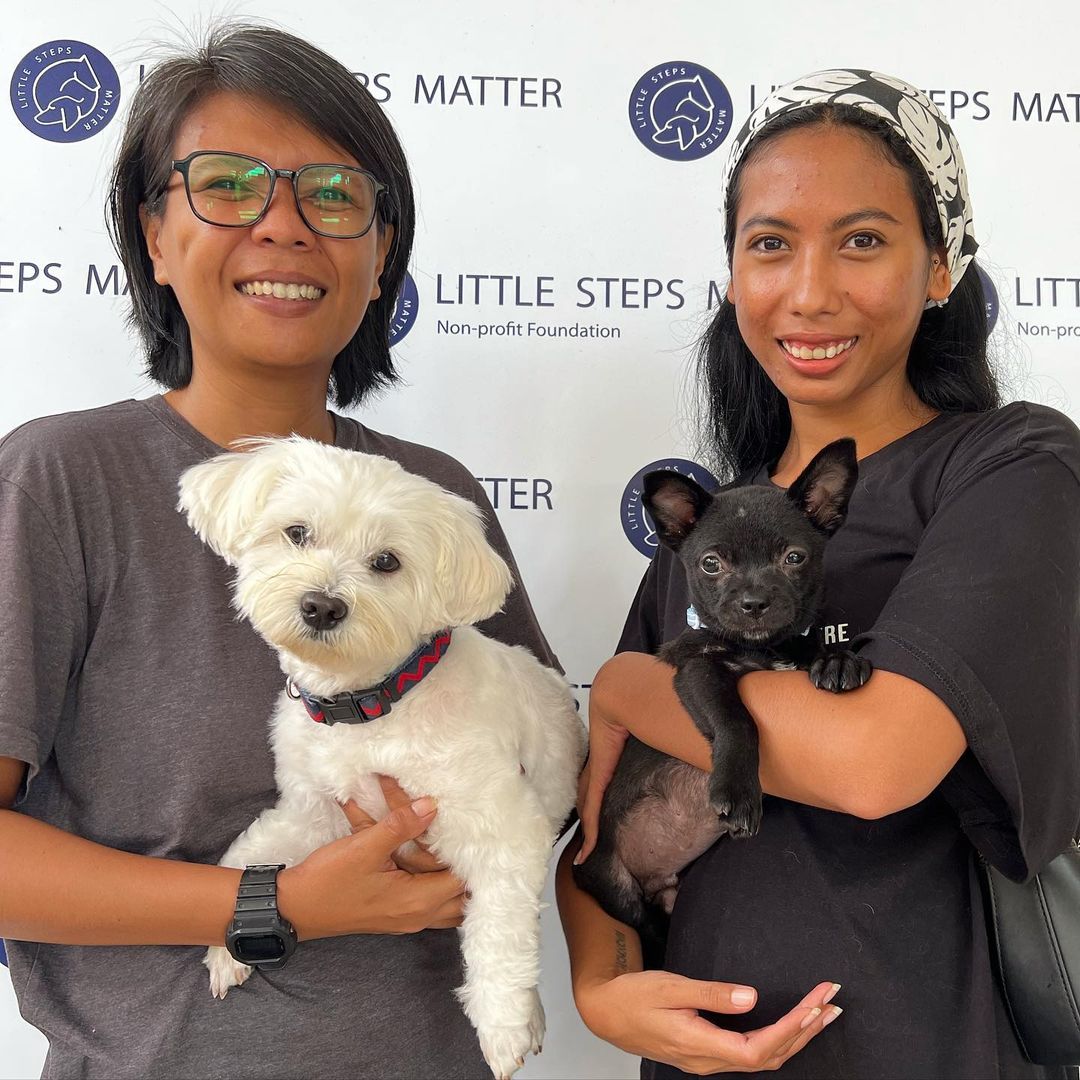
786, 438, 858, 536
643, 471, 713, 550
432, 492, 514, 627
177, 440, 291, 565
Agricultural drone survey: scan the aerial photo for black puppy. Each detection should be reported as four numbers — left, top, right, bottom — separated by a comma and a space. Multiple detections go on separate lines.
575, 439, 871, 946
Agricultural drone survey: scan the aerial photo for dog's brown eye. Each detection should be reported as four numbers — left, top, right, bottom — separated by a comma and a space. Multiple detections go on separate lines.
285, 525, 311, 547
784, 549, 806, 566
372, 552, 400, 573
700, 553, 724, 576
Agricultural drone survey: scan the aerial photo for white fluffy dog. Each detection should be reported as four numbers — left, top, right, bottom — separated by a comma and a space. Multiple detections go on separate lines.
178, 438, 585, 1079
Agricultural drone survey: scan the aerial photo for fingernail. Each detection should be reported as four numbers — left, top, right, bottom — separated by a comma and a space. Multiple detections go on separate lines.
823, 982, 841, 1005
573, 851, 583, 865
731, 986, 756, 1007
822, 1006, 843, 1027
800, 1007, 822, 1030
411, 796, 436, 816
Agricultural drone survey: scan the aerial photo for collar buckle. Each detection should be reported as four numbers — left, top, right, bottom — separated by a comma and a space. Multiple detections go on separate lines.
294, 630, 452, 727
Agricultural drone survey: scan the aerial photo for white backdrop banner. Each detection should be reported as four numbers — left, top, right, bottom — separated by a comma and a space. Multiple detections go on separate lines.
3, 1, 1079, 1077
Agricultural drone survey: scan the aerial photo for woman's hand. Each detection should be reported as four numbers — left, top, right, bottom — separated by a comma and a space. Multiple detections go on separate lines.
576, 652, 714, 863
575, 659, 632, 863
278, 794, 466, 940
341, 775, 450, 874
575, 726, 628, 865
557, 835, 841, 1074
575, 970, 842, 1075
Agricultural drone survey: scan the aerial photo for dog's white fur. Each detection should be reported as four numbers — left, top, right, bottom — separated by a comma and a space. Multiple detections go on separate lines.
178, 438, 586, 1079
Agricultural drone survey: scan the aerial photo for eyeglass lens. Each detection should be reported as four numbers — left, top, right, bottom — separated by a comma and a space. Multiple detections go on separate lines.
184, 153, 378, 237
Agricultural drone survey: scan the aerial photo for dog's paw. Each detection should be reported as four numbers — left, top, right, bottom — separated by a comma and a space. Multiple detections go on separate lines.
477, 989, 545, 1079
709, 777, 763, 838
204, 946, 253, 999
810, 650, 873, 693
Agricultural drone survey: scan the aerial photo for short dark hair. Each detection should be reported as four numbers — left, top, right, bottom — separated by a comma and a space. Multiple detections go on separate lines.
699, 103, 999, 481
106, 22, 415, 408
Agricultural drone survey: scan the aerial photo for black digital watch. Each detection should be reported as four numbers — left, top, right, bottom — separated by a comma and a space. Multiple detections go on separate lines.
224, 864, 297, 969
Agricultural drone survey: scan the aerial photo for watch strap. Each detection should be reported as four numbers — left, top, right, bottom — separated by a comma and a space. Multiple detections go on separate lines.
236, 863, 285, 912
225, 863, 296, 970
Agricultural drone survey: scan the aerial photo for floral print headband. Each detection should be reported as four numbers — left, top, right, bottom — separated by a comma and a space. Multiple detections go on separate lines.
720, 68, 978, 306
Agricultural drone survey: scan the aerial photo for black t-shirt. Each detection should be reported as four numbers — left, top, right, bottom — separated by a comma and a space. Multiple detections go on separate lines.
620, 403, 1080, 1080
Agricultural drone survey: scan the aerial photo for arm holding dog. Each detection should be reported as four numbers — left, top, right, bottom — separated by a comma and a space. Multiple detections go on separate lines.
581, 654, 964, 844
0, 756, 464, 946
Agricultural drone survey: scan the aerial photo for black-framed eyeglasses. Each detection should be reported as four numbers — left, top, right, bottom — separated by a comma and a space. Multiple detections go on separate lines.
168, 151, 388, 239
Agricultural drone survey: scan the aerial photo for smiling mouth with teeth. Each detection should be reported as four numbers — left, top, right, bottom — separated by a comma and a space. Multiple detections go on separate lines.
239, 281, 325, 301
780, 337, 857, 360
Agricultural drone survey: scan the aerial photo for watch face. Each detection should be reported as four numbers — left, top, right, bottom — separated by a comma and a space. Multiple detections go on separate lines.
232, 933, 287, 962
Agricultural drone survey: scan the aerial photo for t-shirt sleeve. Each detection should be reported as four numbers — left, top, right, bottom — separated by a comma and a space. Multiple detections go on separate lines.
465, 478, 563, 673
855, 446, 1080, 882
616, 553, 664, 655
464, 479, 577, 839
0, 477, 87, 799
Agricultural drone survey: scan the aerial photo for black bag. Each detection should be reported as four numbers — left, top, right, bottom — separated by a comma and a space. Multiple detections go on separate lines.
981, 841, 1080, 1066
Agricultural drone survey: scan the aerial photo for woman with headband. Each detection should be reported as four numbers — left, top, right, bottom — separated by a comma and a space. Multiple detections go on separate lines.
561, 69, 1080, 1078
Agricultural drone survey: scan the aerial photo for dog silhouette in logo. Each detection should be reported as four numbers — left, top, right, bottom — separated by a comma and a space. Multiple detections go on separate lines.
33, 55, 101, 133
651, 75, 715, 151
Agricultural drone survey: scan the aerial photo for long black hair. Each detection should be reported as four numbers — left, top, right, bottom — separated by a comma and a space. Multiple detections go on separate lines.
699, 103, 999, 481
106, 22, 415, 409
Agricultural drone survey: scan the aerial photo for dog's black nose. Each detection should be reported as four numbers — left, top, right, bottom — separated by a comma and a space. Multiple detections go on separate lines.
300, 591, 348, 631
739, 593, 771, 616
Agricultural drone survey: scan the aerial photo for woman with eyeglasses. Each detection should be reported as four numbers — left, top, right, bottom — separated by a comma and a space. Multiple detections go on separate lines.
0, 23, 556, 1080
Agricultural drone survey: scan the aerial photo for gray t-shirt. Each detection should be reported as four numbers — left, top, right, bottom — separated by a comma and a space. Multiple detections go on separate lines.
0, 395, 559, 1080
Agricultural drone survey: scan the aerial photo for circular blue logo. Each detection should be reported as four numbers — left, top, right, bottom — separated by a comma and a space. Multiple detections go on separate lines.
976, 264, 999, 333
10, 40, 121, 143
390, 270, 419, 345
621, 458, 721, 557
629, 61, 733, 161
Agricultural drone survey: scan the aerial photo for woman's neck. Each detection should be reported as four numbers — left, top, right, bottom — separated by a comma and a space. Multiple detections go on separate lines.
770, 379, 936, 486
164, 362, 336, 449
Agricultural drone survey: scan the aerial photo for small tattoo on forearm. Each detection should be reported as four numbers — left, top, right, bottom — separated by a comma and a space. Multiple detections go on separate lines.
614, 930, 628, 973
